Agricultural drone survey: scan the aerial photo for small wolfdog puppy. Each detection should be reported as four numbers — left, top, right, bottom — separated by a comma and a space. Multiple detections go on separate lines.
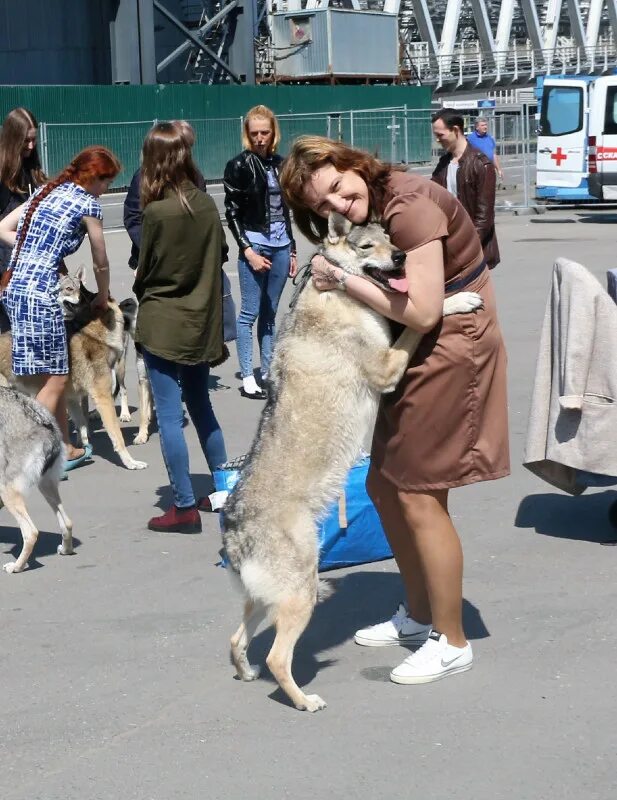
222, 212, 483, 712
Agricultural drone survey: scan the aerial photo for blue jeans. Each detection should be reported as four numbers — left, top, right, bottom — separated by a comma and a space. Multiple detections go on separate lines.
236, 243, 290, 378
142, 348, 227, 509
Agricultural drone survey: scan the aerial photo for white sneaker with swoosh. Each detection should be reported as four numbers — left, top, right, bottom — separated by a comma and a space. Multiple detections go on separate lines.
354, 604, 432, 647
390, 631, 473, 684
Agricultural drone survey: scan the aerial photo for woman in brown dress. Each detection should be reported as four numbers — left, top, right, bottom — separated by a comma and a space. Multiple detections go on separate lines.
279, 136, 509, 685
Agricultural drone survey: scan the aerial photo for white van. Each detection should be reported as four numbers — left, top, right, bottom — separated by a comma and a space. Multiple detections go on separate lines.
536, 74, 617, 201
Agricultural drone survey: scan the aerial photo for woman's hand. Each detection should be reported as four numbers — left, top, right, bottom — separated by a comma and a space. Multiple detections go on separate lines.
91, 291, 109, 313
310, 254, 346, 292
245, 247, 271, 273
289, 253, 298, 278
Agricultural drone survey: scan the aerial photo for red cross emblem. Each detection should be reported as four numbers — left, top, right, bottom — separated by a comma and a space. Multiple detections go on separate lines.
551, 147, 568, 166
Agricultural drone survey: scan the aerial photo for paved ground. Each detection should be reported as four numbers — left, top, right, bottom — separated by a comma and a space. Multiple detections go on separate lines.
2, 208, 617, 800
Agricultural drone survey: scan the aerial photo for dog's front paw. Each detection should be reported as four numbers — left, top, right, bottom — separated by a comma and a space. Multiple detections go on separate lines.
119, 411, 132, 423
453, 291, 484, 313
125, 457, 148, 470
57, 544, 74, 556
133, 430, 149, 445
3, 560, 26, 574
297, 693, 327, 713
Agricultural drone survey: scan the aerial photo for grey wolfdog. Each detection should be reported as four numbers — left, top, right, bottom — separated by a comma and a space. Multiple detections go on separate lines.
0, 387, 73, 574
222, 212, 483, 712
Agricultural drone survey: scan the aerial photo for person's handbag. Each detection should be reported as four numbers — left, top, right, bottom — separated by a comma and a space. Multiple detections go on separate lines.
0, 267, 13, 294
222, 269, 237, 343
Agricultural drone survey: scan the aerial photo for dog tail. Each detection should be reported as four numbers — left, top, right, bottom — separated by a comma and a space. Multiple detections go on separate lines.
317, 579, 335, 602
41, 423, 63, 475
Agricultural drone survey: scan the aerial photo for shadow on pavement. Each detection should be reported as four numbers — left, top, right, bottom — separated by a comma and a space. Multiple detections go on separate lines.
152, 472, 218, 511
0, 525, 82, 570
241, 570, 489, 707
515, 490, 617, 543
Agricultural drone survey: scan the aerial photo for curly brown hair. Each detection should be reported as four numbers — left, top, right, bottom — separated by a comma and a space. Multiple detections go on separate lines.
279, 136, 396, 243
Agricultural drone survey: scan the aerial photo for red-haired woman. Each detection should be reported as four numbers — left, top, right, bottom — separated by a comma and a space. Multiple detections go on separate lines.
0, 146, 120, 467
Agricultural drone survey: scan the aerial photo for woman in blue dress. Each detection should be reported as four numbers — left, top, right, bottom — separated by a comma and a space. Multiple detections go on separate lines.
0, 146, 120, 465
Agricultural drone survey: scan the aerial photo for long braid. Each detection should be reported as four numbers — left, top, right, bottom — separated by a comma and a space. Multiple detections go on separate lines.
9, 165, 77, 269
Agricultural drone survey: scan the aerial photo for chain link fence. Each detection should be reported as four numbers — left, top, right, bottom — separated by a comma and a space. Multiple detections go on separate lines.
39, 106, 434, 189
38, 104, 539, 209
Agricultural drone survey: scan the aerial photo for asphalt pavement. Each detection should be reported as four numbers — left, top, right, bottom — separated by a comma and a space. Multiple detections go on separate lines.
1, 207, 616, 800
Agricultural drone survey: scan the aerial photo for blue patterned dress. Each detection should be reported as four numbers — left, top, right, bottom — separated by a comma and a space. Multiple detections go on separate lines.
3, 182, 102, 375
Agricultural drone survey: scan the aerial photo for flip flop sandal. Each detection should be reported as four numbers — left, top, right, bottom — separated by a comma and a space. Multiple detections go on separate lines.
64, 443, 93, 473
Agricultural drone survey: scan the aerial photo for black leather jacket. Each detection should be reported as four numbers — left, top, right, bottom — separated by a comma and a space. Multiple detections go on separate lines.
223, 150, 296, 254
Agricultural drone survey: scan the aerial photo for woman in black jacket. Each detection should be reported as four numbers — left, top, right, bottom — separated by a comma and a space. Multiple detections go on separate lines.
224, 105, 296, 399
0, 107, 46, 331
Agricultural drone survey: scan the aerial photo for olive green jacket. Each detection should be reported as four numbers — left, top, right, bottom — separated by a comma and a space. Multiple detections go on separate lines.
133, 182, 226, 365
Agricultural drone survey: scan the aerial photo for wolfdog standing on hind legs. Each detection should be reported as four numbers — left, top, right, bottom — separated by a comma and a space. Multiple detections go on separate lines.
221, 212, 484, 712
0, 387, 73, 574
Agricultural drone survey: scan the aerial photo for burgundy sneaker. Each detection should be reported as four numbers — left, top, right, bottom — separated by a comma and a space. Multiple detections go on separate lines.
197, 496, 217, 512
147, 505, 202, 533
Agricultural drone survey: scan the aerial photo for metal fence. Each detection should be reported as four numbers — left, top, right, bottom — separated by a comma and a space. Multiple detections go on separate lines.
39, 106, 434, 189
39, 104, 540, 209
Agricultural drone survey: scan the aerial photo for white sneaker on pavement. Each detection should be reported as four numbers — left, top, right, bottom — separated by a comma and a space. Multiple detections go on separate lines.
390, 630, 473, 684
354, 604, 432, 647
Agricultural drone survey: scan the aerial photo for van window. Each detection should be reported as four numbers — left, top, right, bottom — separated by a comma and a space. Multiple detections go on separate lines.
603, 86, 617, 134
539, 86, 583, 136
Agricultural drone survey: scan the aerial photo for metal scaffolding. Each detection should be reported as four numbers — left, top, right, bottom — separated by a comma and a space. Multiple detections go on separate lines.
115, 1, 617, 89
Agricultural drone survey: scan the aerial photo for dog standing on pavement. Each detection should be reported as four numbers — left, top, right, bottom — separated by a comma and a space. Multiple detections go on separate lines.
222, 212, 483, 712
0, 386, 73, 574
0, 266, 147, 471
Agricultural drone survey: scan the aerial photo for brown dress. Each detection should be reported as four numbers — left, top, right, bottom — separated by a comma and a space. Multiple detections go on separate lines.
370, 171, 510, 491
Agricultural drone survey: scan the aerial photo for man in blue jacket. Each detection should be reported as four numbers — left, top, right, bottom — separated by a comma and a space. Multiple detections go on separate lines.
467, 117, 503, 181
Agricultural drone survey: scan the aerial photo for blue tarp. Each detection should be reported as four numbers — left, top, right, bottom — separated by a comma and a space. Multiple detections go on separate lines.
214, 456, 392, 572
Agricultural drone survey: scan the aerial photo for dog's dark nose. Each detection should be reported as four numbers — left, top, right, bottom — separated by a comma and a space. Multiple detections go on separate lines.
392, 250, 406, 267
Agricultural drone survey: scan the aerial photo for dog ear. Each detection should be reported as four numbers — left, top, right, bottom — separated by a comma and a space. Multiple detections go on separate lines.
75, 263, 87, 285
327, 212, 352, 244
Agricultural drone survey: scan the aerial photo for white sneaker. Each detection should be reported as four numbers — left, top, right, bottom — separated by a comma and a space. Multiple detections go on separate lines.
354, 604, 432, 647
390, 631, 473, 684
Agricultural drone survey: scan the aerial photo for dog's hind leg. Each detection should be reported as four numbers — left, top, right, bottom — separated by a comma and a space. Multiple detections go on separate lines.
1, 487, 39, 574
38, 471, 74, 557
67, 396, 90, 447
133, 358, 152, 445
231, 599, 267, 681
266, 594, 326, 712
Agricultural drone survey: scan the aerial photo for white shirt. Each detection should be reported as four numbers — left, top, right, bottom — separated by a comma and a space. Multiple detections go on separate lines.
446, 161, 459, 197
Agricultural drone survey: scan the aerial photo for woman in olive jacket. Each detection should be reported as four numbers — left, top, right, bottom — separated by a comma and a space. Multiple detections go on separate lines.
224, 105, 296, 399
134, 121, 228, 534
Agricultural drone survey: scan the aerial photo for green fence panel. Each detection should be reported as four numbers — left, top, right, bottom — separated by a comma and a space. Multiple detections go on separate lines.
43, 121, 155, 188
0, 84, 431, 123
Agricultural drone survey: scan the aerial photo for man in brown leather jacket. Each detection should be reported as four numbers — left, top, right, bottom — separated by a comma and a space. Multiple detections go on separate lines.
431, 108, 500, 269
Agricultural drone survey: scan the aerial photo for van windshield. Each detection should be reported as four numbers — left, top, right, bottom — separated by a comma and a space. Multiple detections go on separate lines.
540, 86, 584, 136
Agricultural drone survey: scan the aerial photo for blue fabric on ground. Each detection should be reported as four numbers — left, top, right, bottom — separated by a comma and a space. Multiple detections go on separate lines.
214, 455, 392, 571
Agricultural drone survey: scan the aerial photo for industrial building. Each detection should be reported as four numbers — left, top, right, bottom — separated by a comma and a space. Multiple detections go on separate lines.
0, 1, 615, 90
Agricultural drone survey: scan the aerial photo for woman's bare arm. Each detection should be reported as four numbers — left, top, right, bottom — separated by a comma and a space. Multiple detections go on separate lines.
84, 216, 110, 307
314, 239, 446, 333
0, 203, 26, 247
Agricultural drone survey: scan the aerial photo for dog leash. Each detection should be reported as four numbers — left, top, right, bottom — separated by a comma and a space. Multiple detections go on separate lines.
288, 259, 315, 310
